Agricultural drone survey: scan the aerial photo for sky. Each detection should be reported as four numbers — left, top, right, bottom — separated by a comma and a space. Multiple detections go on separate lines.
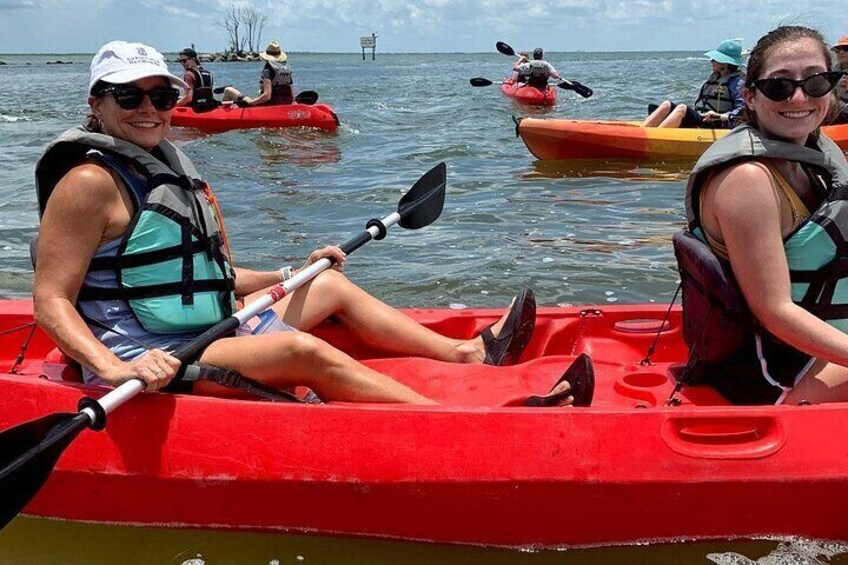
0, 0, 847, 54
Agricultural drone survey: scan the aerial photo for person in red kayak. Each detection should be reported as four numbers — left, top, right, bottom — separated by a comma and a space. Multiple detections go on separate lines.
32, 40, 588, 407
643, 39, 745, 128
221, 40, 294, 107
175, 47, 217, 111
512, 48, 560, 89
677, 26, 848, 404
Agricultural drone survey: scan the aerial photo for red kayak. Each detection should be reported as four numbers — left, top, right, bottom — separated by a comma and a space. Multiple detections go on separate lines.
171, 103, 339, 133
3, 299, 848, 547
501, 79, 556, 107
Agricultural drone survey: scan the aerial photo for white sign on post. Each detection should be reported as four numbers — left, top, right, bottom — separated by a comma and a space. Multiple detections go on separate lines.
360, 36, 376, 48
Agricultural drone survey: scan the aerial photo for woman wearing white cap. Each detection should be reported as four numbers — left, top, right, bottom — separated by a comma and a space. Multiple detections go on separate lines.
29, 41, 577, 406
643, 39, 746, 128
221, 41, 294, 107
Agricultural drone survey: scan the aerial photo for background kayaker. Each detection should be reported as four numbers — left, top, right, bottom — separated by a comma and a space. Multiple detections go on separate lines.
511, 51, 530, 83
32, 41, 579, 406
679, 26, 848, 405
829, 35, 848, 123
513, 48, 560, 90
175, 47, 217, 111
643, 39, 745, 128
221, 40, 294, 107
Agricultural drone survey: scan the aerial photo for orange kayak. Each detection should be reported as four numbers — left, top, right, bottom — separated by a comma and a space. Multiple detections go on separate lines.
517, 118, 848, 160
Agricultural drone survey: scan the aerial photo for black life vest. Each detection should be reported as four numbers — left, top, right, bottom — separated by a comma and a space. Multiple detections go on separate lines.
187, 65, 216, 109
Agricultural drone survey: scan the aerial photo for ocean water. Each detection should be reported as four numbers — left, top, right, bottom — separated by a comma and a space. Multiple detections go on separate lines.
0, 51, 844, 564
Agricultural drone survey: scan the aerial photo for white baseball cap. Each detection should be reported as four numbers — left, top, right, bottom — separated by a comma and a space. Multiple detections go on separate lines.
89, 40, 188, 94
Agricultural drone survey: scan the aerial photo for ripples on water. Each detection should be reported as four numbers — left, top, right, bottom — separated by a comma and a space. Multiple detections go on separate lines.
2, 51, 845, 563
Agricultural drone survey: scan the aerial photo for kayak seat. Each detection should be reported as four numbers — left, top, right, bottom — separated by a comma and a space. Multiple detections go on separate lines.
41, 347, 84, 383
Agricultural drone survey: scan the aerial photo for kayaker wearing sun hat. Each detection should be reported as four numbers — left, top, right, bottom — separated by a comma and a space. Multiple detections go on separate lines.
221, 40, 294, 107
643, 38, 745, 128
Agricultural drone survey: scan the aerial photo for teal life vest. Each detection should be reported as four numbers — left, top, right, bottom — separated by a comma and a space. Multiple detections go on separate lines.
693, 71, 742, 115
35, 126, 236, 334
678, 124, 848, 366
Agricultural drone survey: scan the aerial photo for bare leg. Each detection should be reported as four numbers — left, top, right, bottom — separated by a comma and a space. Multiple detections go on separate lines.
658, 104, 687, 128
198, 331, 437, 404
782, 359, 848, 404
642, 100, 672, 127
221, 86, 242, 103
242, 270, 518, 364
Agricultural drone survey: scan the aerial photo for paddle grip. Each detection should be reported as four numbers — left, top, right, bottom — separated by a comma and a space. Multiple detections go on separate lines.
339, 231, 374, 257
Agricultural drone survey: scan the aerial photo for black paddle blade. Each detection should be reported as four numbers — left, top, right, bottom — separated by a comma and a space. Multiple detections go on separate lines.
558, 80, 593, 98
295, 90, 319, 105
496, 41, 515, 56
470, 78, 494, 87
0, 412, 90, 528
398, 162, 446, 230
212, 85, 231, 95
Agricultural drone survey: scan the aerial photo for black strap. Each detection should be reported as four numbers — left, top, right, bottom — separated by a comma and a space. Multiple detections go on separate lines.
77, 278, 233, 302
182, 362, 313, 403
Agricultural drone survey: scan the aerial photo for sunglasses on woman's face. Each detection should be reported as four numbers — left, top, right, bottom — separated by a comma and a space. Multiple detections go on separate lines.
750, 71, 845, 102
99, 85, 180, 111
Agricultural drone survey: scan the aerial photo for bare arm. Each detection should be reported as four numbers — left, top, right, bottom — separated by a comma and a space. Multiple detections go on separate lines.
709, 163, 848, 366
33, 163, 178, 388
248, 78, 273, 106
232, 246, 348, 297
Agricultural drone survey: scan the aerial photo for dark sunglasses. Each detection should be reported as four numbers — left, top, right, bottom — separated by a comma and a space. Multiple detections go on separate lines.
179, 58, 190, 63
749, 71, 845, 102
98, 85, 180, 111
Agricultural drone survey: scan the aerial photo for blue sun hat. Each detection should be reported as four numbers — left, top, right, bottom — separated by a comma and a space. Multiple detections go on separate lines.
704, 39, 744, 67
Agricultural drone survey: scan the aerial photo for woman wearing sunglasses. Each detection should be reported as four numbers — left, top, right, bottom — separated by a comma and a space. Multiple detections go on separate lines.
677, 26, 848, 405
31, 41, 573, 406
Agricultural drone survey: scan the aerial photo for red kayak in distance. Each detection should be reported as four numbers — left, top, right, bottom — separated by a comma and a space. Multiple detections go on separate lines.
501, 79, 556, 107
171, 102, 339, 133
3, 298, 848, 547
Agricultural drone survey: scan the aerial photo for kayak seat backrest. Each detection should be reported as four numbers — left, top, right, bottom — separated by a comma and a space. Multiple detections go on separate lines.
41, 347, 84, 383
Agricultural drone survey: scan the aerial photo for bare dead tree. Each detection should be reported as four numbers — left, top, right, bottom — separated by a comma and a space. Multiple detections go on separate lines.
242, 4, 268, 54
216, 5, 241, 54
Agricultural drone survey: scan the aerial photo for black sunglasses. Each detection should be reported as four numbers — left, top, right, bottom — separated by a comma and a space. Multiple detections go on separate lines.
98, 84, 180, 111
179, 58, 190, 63
749, 71, 845, 102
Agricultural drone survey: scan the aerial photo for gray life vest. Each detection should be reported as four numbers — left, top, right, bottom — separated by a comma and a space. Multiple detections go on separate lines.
35, 126, 236, 334
676, 124, 848, 370
693, 71, 742, 115
527, 60, 551, 89
262, 61, 293, 105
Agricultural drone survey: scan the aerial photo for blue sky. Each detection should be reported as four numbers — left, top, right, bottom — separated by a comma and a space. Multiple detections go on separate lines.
0, 0, 846, 54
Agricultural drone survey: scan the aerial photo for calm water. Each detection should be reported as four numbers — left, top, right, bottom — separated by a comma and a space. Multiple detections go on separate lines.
0, 51, 844, 563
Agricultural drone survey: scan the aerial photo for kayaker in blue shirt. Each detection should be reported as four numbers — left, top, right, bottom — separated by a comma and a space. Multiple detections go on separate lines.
221, 41, 294, 107
676, 26, 848, 405
643, 39, 745, 128
31, 41, 588, 407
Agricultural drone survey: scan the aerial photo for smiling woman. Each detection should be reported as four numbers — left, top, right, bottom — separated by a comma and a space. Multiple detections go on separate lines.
30, 40, 570, 407
676, 26, 848, 406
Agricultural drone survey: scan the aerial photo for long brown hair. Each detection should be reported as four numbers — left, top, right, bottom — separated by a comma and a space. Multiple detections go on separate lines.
743, 26, 836, 130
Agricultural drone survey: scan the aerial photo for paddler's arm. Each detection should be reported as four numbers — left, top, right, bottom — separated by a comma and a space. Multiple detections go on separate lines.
243, 78, 273, 106
709, 163, 848, 368
233, 246, 348, 297
33, 164, 178, 390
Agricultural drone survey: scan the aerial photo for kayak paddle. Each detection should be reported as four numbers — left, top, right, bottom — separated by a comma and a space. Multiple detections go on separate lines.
210, 87, 319, 105
494, 41, 593, 99
470, 76, 591, 96
0, 162, 447, 530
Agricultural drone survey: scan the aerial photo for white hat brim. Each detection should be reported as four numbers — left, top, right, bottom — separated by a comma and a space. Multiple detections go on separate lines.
91, 66, 188, 93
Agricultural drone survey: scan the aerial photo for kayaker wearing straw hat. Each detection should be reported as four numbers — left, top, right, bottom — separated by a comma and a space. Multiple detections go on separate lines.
643, 38, 745, 128
222, 40, 294, 107
829, 35, 848, 123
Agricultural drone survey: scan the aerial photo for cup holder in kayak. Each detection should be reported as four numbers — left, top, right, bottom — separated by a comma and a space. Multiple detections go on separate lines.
612, 318, 670, 334
622, 372, 667, 388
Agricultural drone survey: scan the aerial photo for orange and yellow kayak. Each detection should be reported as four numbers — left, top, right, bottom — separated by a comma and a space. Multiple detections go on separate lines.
517, 118, 848, 161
